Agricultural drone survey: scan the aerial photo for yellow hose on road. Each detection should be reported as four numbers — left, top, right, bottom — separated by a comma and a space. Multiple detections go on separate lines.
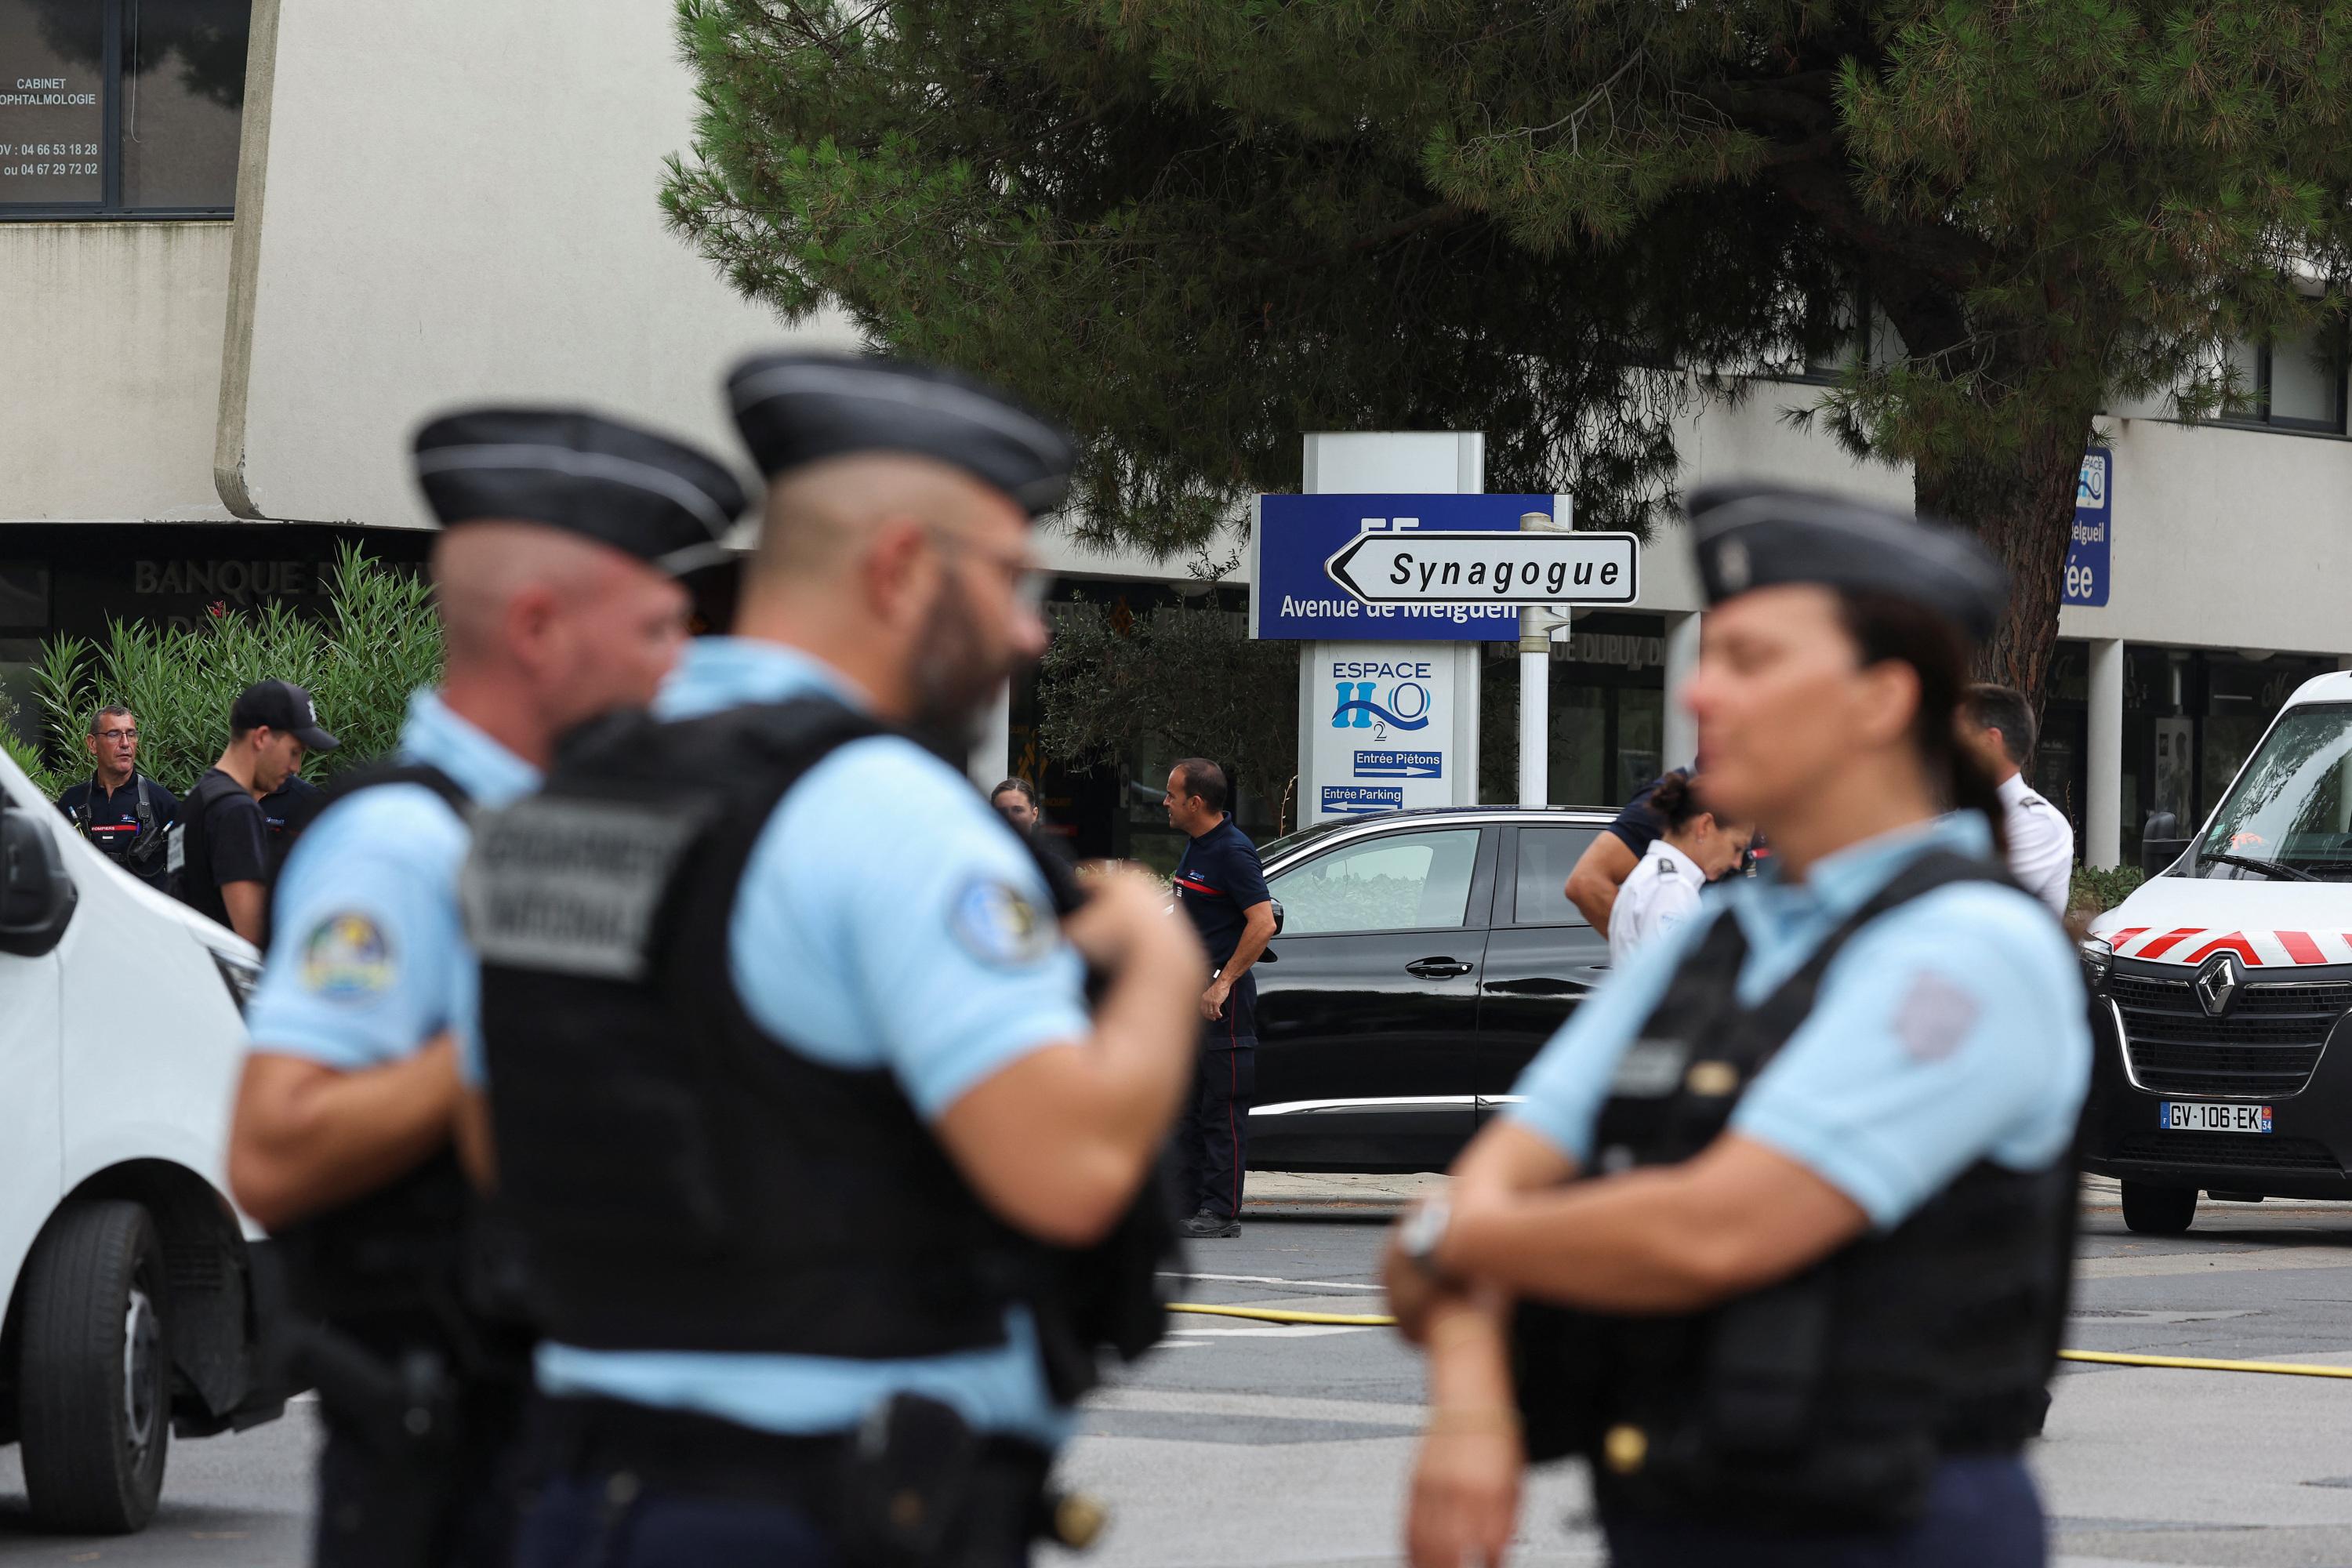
1167, 1302, 2352, 1379
2052, 1348, 2352, 1379
1168, 1301, 1398, 1327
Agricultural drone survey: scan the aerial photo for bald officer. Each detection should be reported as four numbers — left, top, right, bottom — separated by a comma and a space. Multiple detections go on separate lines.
464, 354, 1205, 1568
226, 409, 746, 1568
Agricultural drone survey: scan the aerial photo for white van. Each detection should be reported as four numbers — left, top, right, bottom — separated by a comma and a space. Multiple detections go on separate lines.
2084, 670, 2352, 1233
1, 745, 282, 1531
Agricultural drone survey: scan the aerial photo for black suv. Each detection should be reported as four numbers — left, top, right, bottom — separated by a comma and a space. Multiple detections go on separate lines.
1243, 805, 1617, 1174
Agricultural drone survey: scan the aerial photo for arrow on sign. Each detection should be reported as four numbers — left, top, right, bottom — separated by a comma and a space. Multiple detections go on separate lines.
1355, 750, 1443, 779
1324, 528, 1640, 608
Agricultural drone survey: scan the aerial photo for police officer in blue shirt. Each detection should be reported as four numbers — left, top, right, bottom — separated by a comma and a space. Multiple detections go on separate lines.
462, 353, 1206, 1568
226, 407, 746, 1568
1384, 486, 2088, 1568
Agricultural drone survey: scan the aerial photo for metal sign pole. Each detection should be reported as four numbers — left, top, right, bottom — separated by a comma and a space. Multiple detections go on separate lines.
1515, 508, 1570, 806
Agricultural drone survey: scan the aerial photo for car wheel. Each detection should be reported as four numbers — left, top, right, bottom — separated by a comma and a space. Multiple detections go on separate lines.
2119, 1181, 2198, 1236
16, 1200, 172, 1533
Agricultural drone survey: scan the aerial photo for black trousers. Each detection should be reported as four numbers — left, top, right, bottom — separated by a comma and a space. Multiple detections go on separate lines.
312, 1381, 525, 1568
1175, 1041, 1256, 1220
510, 1397, 1043, 1568
1600, 1456, 2045, 1568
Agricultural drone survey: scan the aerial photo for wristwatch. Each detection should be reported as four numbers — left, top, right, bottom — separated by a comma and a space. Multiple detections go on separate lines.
1396, 1197, 1454, 1279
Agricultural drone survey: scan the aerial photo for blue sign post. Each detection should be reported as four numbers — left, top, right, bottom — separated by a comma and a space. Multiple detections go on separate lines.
2065, 451, 2112, 608
1250, 493, 1556, 641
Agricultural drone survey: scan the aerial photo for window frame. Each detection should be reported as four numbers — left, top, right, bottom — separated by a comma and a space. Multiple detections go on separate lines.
2220, 327, 2350, 437
1265, 823, 1493, 938
1, 0, 244, 222
1495, 822, 1604, 930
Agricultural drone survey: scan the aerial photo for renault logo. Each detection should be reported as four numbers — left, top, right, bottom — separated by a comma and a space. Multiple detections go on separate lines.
2194, 953, 2242, 1018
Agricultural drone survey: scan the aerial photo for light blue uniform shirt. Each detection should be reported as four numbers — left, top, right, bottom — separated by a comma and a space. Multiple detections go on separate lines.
1508, 814, 2089, 1229
246, 691, 538, 1069
527, 637, 1090, 1443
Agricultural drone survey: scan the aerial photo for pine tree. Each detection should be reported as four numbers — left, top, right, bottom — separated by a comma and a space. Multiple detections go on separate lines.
666, 2, 2352, 691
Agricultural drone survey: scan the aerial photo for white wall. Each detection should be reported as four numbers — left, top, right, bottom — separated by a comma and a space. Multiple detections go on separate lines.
0, 222, 233, 522
2060, 416, 2352, 655
215, 0, 855, 528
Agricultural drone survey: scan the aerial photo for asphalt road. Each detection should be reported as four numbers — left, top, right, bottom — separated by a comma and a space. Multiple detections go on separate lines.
8, 1181, 2352, 1566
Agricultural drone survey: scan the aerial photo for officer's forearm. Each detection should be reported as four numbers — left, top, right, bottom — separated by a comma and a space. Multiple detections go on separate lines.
228, 1042, 463, 1231
1218, 902, 1276, 989
1076, 921, 1206, 1164
936, 916, 1204, 1247
1423, 1292, 1514, 1412
1439, 1134, 1870, 1314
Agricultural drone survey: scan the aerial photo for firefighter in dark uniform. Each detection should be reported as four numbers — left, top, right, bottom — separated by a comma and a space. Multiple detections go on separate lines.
1384, 485, 2089, 1568
56, 703, 177, 887
1165, 756, 1276, 1239
226, 407, 747, 1568
460, 352, 1205, 1567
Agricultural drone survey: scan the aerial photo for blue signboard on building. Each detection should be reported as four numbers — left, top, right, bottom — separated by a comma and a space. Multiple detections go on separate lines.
2065, 451, 2112, 607
1251, 493, 1559, 641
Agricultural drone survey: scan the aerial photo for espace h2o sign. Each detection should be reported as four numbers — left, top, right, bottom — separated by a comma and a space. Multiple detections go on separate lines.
1317, 652, 1446, 815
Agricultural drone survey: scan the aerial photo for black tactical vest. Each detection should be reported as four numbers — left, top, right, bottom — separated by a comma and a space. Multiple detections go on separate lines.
267, 764, 530, 1370
169, 768, 252, 924
1512, 849, 2077, 1530
465, 696, 1167, 1388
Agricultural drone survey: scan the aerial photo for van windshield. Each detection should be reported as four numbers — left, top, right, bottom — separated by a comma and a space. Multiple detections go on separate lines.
2193, 703, 2352, 880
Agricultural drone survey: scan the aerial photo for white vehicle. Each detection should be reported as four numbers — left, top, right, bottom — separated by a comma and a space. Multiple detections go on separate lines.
1, 745, 281, 1531
2084, 670, 2352, 1234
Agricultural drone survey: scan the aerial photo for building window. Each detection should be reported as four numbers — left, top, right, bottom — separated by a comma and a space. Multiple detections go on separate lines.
2220, 324, 2347, 434
1795, 288, 1907, 383
1, 0, 249, 219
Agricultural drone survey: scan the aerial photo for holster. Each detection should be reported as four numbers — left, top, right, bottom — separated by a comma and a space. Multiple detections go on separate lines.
1024, 1161, 1182, 1405
527, 1395, 1055, 1568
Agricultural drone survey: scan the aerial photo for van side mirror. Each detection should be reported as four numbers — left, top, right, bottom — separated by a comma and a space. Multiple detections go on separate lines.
0, 799, 78, 956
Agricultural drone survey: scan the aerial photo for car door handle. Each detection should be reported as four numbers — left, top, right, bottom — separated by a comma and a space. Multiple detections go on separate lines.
1482, 978, 1581, 996
1406, 957, 1475, 978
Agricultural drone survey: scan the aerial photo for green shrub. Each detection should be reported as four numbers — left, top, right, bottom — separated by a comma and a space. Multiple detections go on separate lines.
25, 543, 440, 797
2071, 863, 2147, 918
0, 714, 67, 801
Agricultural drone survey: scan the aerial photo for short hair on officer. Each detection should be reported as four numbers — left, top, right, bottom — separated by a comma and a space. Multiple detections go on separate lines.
1171, 757, 1228, 815
1964, 684, 2038, 769
89, 703, 132, 737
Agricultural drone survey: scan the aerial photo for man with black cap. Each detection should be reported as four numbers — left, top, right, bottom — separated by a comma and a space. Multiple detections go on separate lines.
171, 679, 338, 944
1390, 485, 2085, 1568
225, 407, 746, 1568
462, 353, 1204, 1567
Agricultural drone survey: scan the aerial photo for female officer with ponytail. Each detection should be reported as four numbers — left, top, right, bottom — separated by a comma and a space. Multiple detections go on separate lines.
1385, 485, 2088, 1568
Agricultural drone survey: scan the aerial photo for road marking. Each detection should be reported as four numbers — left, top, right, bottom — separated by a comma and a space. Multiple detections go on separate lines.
1088, 1387, 1425, 1427
1166, 1323, 1374, 1339
2078, 1247, 2352, 1280
1160, 1271, 1386, 1292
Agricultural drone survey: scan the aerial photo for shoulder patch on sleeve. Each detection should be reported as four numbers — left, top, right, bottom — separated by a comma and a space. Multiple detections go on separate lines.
1892, 971, 1981, 1062
302, 913, 397, 1000
949, 876, 1056, 967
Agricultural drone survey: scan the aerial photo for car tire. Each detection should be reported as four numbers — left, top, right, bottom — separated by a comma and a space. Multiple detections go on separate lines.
16, 1200, 172, 1534
2119, 1181, 2198, 1236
